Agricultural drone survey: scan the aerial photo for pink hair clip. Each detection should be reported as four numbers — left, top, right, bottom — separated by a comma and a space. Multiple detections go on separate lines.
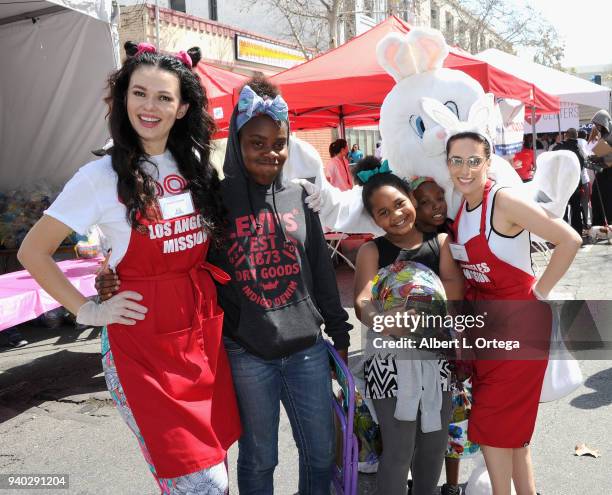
173, 50, 193, 68
134, 43, 193, 69
135, 42, 157, 56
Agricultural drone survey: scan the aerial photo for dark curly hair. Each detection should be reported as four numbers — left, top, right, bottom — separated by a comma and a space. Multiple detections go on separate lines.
353, 156, 411, 216
104, 50, 225, 241
242, 75, 280, 99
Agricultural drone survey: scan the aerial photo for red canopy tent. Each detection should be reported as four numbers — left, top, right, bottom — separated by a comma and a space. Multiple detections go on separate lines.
270, 16, 559, 131
194, 62, 248, 138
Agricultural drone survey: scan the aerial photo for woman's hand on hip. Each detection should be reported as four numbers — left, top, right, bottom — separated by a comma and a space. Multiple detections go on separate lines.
77, 291, 147, 327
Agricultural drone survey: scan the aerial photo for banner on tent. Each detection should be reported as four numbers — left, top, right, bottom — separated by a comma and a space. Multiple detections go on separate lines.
524, 101, 579, 133
495, 98, 525, 155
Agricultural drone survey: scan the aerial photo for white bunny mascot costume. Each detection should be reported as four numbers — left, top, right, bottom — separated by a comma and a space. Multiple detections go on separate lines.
286, 27, 579, 234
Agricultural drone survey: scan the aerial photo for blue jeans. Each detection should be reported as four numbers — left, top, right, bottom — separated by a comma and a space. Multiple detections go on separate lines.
224, 336, 334, 495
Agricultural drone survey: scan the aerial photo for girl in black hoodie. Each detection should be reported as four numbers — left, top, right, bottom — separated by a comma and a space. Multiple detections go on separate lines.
211, 77, 351, 494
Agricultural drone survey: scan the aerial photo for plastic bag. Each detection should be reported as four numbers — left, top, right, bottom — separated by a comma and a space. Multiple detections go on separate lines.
540, 302, 583, 402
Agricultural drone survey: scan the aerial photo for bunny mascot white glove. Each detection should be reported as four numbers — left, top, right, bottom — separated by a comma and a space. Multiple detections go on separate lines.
284, 135, 381, 233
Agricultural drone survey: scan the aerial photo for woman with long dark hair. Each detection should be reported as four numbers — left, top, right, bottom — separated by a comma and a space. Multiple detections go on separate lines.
18, 46, 240, 493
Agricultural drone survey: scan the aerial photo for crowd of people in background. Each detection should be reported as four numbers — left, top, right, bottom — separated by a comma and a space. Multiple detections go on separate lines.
511, 114, 612, 243
514, 129, 592, 235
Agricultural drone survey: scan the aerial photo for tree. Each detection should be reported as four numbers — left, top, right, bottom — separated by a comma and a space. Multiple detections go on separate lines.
238, 0, 347, 58
239, 0, 564, 69
238, 0, 419, 58
443, 0, 565, 68
525, 22, 564, 70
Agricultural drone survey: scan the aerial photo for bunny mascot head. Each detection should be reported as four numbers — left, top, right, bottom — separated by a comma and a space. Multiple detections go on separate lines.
377, 28, 523, 218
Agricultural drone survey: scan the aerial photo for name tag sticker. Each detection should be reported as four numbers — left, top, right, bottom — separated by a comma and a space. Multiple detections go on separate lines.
158, 192, 195, 220
449, 243, 469, 262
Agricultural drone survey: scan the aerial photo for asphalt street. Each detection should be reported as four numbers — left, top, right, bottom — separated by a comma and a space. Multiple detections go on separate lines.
0, 243, 611, 494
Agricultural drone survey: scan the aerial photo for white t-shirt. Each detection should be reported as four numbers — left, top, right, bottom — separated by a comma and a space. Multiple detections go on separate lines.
45, 150, 187, 268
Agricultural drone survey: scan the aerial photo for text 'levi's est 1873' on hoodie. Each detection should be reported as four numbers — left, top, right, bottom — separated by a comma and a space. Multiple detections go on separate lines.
208, 112, 351, 360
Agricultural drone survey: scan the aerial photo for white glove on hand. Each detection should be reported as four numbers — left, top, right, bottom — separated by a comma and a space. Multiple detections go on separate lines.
292, 178, 322, 212
76, 291, 147, 327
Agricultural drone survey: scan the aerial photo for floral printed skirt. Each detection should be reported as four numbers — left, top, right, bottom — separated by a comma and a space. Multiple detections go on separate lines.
101, 327, 228, 494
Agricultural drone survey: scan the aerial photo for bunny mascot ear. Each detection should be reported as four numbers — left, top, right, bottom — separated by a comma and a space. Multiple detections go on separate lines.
410, 28, 449, 73
467, 93, 495, 135
377, 33, 419, 82
421, 92, 497, 150
376, 28, 449, 83
421, 97, 460, 130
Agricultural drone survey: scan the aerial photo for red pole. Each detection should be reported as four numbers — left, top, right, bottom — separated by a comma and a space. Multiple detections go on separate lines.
531, 106, 537, 167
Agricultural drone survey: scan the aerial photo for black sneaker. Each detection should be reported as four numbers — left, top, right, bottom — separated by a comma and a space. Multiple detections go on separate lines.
7, 335, 28, 348
441, 484, 463, 495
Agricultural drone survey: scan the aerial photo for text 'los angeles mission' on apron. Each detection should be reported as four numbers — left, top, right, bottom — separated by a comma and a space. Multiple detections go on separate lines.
452, 180, 551, 448
107, 191, 241, 478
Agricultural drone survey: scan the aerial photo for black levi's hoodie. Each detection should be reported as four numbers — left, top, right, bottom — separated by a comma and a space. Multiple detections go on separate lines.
209, 111, 351, 360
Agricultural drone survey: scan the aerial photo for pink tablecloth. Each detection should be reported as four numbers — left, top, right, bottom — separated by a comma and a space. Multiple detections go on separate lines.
0, 258, 101, 331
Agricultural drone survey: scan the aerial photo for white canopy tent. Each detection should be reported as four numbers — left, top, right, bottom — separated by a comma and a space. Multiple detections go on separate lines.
477, 48, 611, 117
0, 0, 120, 190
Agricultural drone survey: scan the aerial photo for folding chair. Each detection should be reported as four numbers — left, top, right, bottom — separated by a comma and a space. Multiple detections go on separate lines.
530, 236, 551, 276
325, 232, 356, 270
326, 341, 358, 495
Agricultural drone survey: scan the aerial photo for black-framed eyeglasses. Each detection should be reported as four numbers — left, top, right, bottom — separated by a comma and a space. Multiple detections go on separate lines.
447, 156, 487, 169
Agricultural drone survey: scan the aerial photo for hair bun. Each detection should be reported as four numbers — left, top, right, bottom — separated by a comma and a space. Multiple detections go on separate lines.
124, 40, 139, 57
187, 47, 202, 67
353, 155, 384, 185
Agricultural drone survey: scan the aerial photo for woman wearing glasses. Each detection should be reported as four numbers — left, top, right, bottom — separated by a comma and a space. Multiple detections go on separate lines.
446, 132, 581, 495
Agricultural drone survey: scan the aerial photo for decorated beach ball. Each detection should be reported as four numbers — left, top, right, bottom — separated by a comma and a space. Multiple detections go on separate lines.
371, 260, 448, 338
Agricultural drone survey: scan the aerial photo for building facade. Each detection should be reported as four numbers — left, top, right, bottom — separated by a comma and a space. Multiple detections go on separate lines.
346, 0, 511, 54
120, 0, 512, 57
117, 2, 308, 75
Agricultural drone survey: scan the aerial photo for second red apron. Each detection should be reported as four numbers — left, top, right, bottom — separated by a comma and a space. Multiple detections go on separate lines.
453, 180, 551, 448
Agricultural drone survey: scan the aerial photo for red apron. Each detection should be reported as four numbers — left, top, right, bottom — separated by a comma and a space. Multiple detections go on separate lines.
107, 207, 241, 478
452, 180, 551, 448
